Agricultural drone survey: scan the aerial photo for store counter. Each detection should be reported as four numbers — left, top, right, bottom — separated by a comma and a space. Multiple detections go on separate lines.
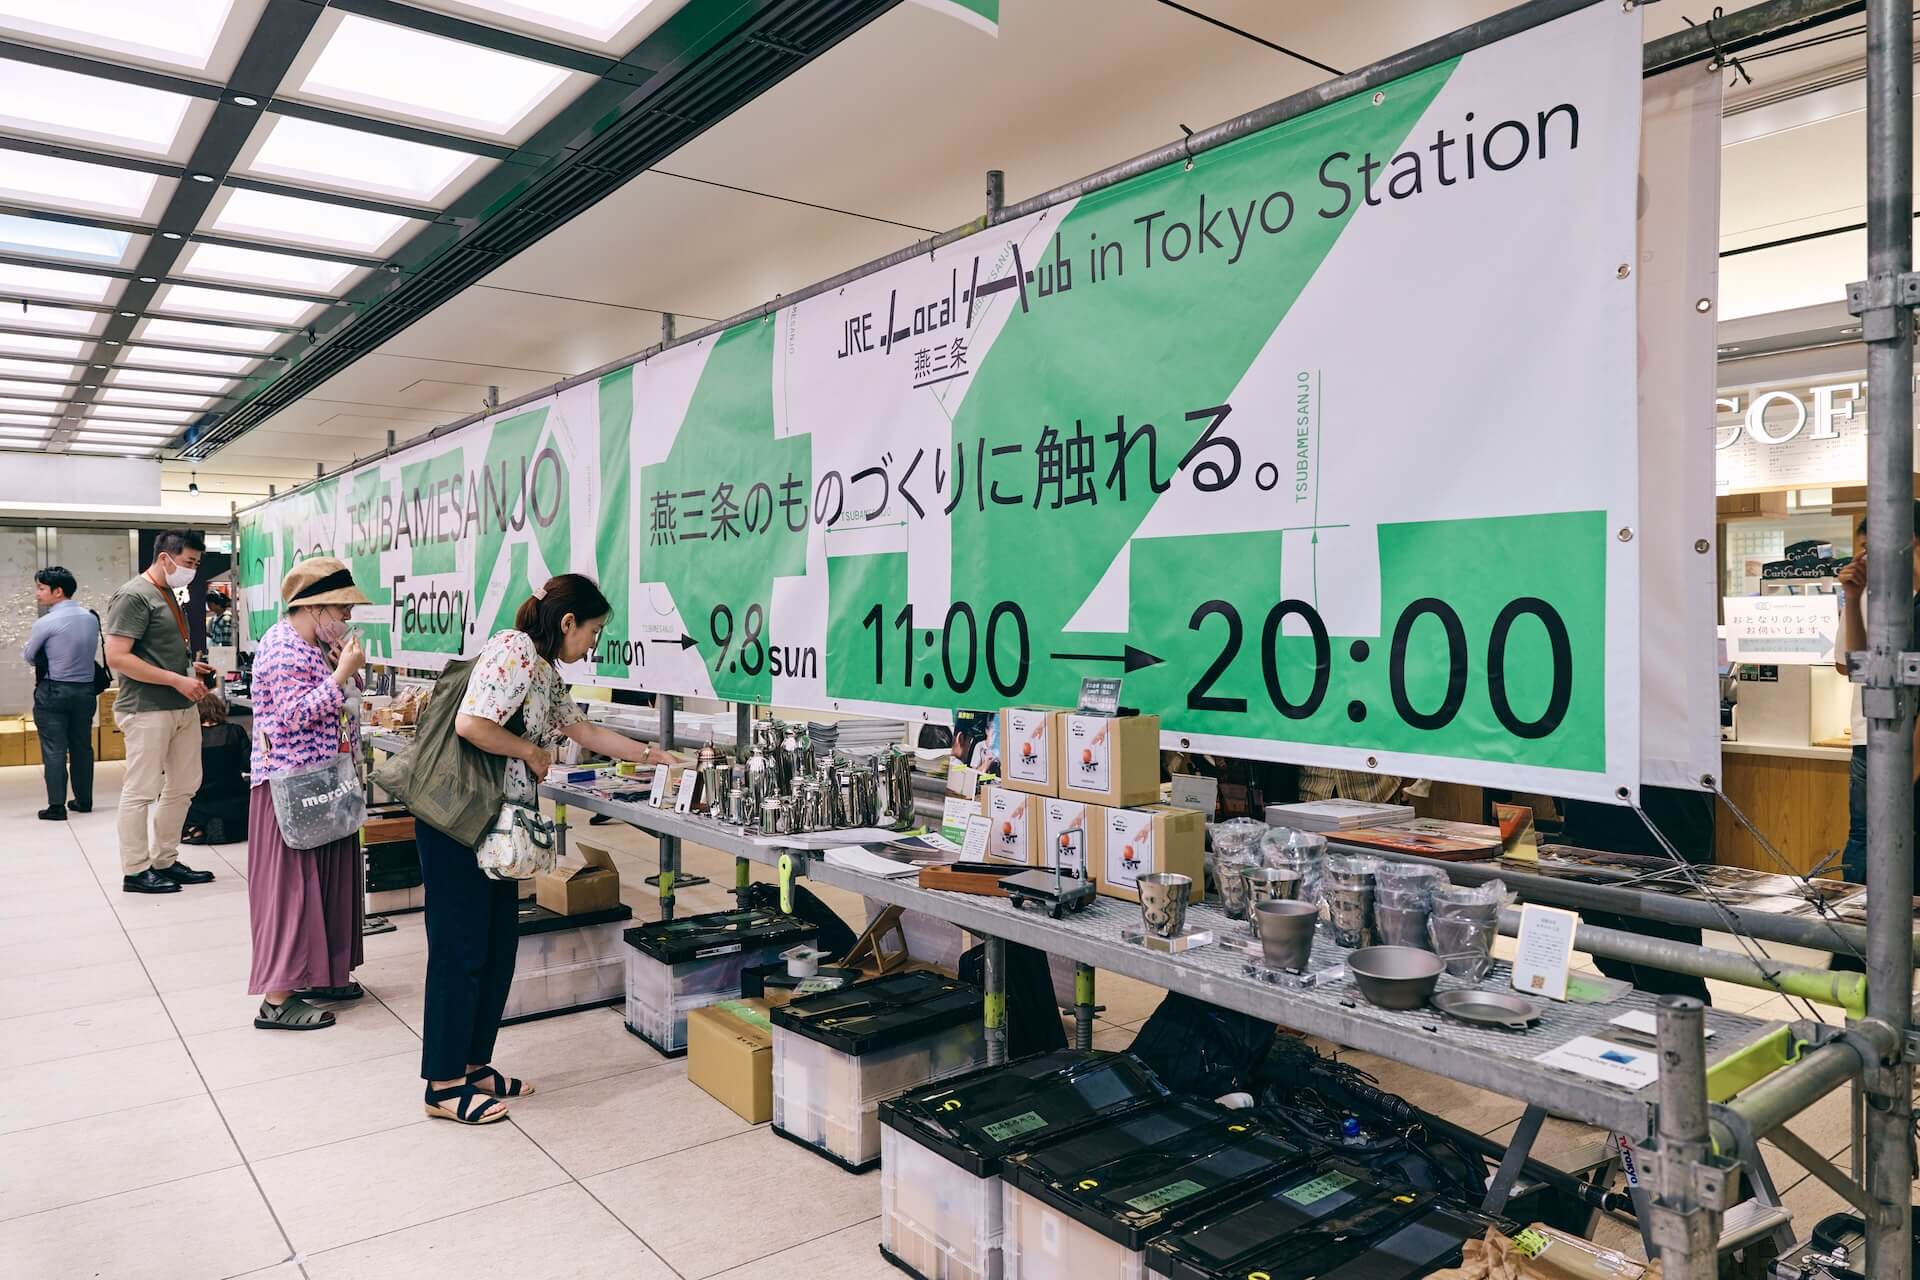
1716, 739, 1850, 877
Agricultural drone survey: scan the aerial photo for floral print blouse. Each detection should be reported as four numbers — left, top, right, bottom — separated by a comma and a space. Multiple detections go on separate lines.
250, 619, 357, 780
459, 628, 582, 803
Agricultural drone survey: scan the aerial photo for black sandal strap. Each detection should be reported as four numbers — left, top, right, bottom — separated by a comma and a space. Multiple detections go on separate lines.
465, 1066, 526, 1097
424, 1082, 504, 1123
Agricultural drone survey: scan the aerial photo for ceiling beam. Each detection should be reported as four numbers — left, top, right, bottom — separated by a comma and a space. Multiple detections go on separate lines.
261, 98, 516, 159
0, 248, 357, 309
326, 0, 621, 76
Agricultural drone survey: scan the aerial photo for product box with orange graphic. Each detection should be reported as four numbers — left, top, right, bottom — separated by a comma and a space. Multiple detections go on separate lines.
1098, 804, 1204, 903
1057, 712, 1160, 808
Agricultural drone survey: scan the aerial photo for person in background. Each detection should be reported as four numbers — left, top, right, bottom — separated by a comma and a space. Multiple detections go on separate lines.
419, 574, 674, 1124
183, 696, 249, 846
1559, 788, 1715, 1002
206, 592, 234, 648
1298, 766, 1403, 806
247, 558, 370, 1031
105, 530, 217, 895
23, 566, 101, 821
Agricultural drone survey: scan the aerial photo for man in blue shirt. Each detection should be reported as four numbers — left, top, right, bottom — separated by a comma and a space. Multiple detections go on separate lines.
23, 566, 102, 821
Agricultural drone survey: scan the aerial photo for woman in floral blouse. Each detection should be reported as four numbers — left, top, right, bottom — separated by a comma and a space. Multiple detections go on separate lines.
420, 574, 674, 1126
247, 557, 369, 1032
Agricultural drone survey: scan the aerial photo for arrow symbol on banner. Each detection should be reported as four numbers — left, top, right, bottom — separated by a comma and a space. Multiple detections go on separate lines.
1049, 645, 1164, 672
668, 633, 698, 650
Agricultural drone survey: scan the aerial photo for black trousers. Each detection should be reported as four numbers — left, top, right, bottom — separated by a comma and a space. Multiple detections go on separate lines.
33, 679, 95, 810
417, 819, 520, 1081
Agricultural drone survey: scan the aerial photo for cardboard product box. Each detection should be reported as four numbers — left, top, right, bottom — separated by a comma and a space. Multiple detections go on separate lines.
996, 705, 1063, 797
1057, 712, 1161, 808
96, 721, 126, 762
535, 841, 622, 916
1516, 1224, 1654, 1280
0, 718, 24, 767
687, 997, 788, 1123
20, 719, 38, 766
1098, 804, 1205, 903
980, 785, 1037, 866
1039, 797, 1105, 876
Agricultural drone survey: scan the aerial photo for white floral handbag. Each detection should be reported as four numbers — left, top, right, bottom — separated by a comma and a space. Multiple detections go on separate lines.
474, 800, 557, 880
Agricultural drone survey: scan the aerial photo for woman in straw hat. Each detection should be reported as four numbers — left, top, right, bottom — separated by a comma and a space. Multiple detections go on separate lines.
246, 557, 370, 1032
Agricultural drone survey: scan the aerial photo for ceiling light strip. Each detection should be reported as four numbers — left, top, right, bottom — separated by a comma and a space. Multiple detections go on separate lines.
263, 98, 516, 160
0, 38, 223, 102
0, 133, 184, 179
325, 0, 620, 76
221, 175, 445, 224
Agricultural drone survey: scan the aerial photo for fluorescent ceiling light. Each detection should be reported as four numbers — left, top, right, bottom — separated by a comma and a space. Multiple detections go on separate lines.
0, 357, 77, 380
0, 0, 240, 74
0, 394, 63, 412
96, 386, 213, 410
0, 425, 49, 438
0, 302, 103, 335
70, 442, 160, 454
0, 262, 116, 305
106, 368, 232, 394
72, 418, 174, 435
0, 410, 53, 425
209, 187, 414, 256
138, 317, 285, 352
0, 214, 135, 266
0, 332, 85, 359
0, 377, 69, 396
123, 344, 255, 374
153, 283, 317, 327
408, 0, 666, 47
0, 59, 192, 157
174, 241, 359, 294
73, 430, 171, 445
295, 13, 572, 139
0, 151, 161, 221
89, 404, 195, 422
243, 114, 481, 206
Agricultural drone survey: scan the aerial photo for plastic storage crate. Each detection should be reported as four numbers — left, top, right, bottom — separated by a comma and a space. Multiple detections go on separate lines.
623, 908, 818, 1056
999, 1098, 1308, 1280
500, 903, 633, 1024
1143, 1159, 1503, 1280
878, 1051, 1170, 1280
771, 970, 986, 1173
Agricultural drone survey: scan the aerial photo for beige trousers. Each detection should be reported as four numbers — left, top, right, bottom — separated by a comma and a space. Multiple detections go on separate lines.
116, 706, 203, 876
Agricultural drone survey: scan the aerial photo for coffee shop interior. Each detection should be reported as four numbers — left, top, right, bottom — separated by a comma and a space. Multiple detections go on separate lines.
1, 2, 1918, 1280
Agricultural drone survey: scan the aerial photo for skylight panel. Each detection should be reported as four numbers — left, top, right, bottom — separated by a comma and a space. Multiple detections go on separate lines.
122, 344, 256, 374
0, 411, 54, 426
0, 394, 63, 412
0, 262, 116, 305
0, 214, 135, 266
208, 187, 415, 256
0, 332, 85, 358
0, 58, 193, 157
0, 0, 242, 75
241, 115, 482, 206
96, 386, 214, 410
0, 377, 68, 396
0, 357, 77, 380
293, 13, 573, 139
89, 405, 195, 423
174, 240, 359, 294
153, 283, 319, 327
70, 441, 161, 454
0, 302, 103, 335
137, 317, 285, 352
0, 151, 161, 220
408, 0, 668, 48
106, 367, 233, 394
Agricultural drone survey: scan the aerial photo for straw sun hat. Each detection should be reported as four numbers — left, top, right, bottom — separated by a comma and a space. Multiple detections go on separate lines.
280, 556, 372, 608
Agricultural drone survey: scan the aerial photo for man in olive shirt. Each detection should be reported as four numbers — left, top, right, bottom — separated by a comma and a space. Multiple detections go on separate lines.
105, 530, 217, 894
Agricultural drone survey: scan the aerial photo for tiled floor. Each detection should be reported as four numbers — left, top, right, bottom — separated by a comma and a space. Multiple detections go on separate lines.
0, 761, 1900, 1278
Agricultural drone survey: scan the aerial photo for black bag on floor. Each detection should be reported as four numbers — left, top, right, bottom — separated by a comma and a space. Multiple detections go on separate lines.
957, 941, 1067, 1060
1129, 992, 1275, 1098
744, 881, 859, 961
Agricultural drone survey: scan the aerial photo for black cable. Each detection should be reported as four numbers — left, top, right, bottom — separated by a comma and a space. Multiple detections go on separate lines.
1151, 1, 1343, 78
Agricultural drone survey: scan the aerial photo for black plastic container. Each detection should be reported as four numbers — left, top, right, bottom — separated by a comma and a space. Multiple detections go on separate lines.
622, 907, 819, 1056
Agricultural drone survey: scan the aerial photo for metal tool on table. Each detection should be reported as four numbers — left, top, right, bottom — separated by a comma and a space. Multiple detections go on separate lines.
1001, 826, 1096, 918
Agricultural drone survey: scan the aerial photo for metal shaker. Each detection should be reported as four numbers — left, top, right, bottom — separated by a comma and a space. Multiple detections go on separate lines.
724, 785, 751, 826
778, 723, 802, 794
695, 742, 725, 814
881, 746, 915, 830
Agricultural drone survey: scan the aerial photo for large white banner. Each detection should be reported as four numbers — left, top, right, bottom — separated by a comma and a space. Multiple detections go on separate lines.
239, 2, 1653, 799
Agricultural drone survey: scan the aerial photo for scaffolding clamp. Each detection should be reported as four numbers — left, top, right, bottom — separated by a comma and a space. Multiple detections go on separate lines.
1845, 272, 1920, 342
1846, 649, 1920, 721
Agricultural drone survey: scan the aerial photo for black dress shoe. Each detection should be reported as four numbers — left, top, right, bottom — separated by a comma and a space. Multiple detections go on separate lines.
123, 869, 182, 894
37, 806, 65, 821
156, 861, 216, 885
67, 802, 91, 813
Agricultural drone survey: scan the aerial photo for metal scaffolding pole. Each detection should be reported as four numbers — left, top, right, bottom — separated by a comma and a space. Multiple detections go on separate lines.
1651, 998, 1719, 1278
1854, 3, 1920, 1275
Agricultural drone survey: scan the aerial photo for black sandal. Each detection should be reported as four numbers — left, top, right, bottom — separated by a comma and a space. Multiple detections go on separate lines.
424, 1082, 509, 1125
254, 997, 335, 1031
466, 1065, 535, 1098
295, 983, 364, 1002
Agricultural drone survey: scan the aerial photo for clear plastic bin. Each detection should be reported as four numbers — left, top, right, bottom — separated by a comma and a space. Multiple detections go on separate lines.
882, 1124, 1001, 1280
624, 937, 797, 1054
1003, 1184, 1144, 1280
501, 954, 625, 1021
772, 1016, 986, 1170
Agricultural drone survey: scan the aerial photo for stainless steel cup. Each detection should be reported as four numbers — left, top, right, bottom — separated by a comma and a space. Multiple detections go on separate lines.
1327, 884, 1376, 948
1136, 872, 1193, 938
1240, 867, 1301, 935
1254, 900, 1319, 970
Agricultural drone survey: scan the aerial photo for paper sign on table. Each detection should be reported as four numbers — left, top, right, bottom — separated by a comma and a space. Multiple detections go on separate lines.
1513, 904, 1580, 1001
960, 814, 992, 861
941, 795, 980, 844
1534, 1035, 1660, 1089
1169, 774, 1219, 816
648, 765, 670, 808
674, 769, 699, 814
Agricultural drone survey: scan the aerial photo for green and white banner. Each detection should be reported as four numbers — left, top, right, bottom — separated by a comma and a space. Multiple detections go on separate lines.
238, 2, 1648, 799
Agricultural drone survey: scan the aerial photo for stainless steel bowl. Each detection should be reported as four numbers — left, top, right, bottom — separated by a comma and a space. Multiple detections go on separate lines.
1346, 945, 1444, 1010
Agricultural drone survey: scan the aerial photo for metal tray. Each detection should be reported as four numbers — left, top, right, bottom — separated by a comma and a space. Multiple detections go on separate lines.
1429, 988, 1542, 1031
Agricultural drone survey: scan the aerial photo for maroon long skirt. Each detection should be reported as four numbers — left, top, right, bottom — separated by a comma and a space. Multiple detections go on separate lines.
247, 782, 365, 995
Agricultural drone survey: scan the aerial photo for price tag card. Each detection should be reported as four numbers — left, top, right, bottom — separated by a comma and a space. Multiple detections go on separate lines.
1534, 1035, 1659, 1090
960, 813, 992, 861
1168, 773, 1219, 815
674, 769, 699, 814
648, 764, 670, 807
1512, 903, 1579, 1001
941, 795, 980, 844
1077, 677, 1122, 716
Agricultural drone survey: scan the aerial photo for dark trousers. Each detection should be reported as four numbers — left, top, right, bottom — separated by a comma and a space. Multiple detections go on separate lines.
417, 820, 520, 1081
33, 680, 95, 810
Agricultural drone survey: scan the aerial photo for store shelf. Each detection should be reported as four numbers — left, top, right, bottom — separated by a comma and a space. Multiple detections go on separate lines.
1721, 741, 1851, 763
802, 859, 1783, 1142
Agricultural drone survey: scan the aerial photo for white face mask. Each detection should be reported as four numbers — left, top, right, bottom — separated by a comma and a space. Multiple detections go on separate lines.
316, 614, 351, 646
161, 556, 194, 590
